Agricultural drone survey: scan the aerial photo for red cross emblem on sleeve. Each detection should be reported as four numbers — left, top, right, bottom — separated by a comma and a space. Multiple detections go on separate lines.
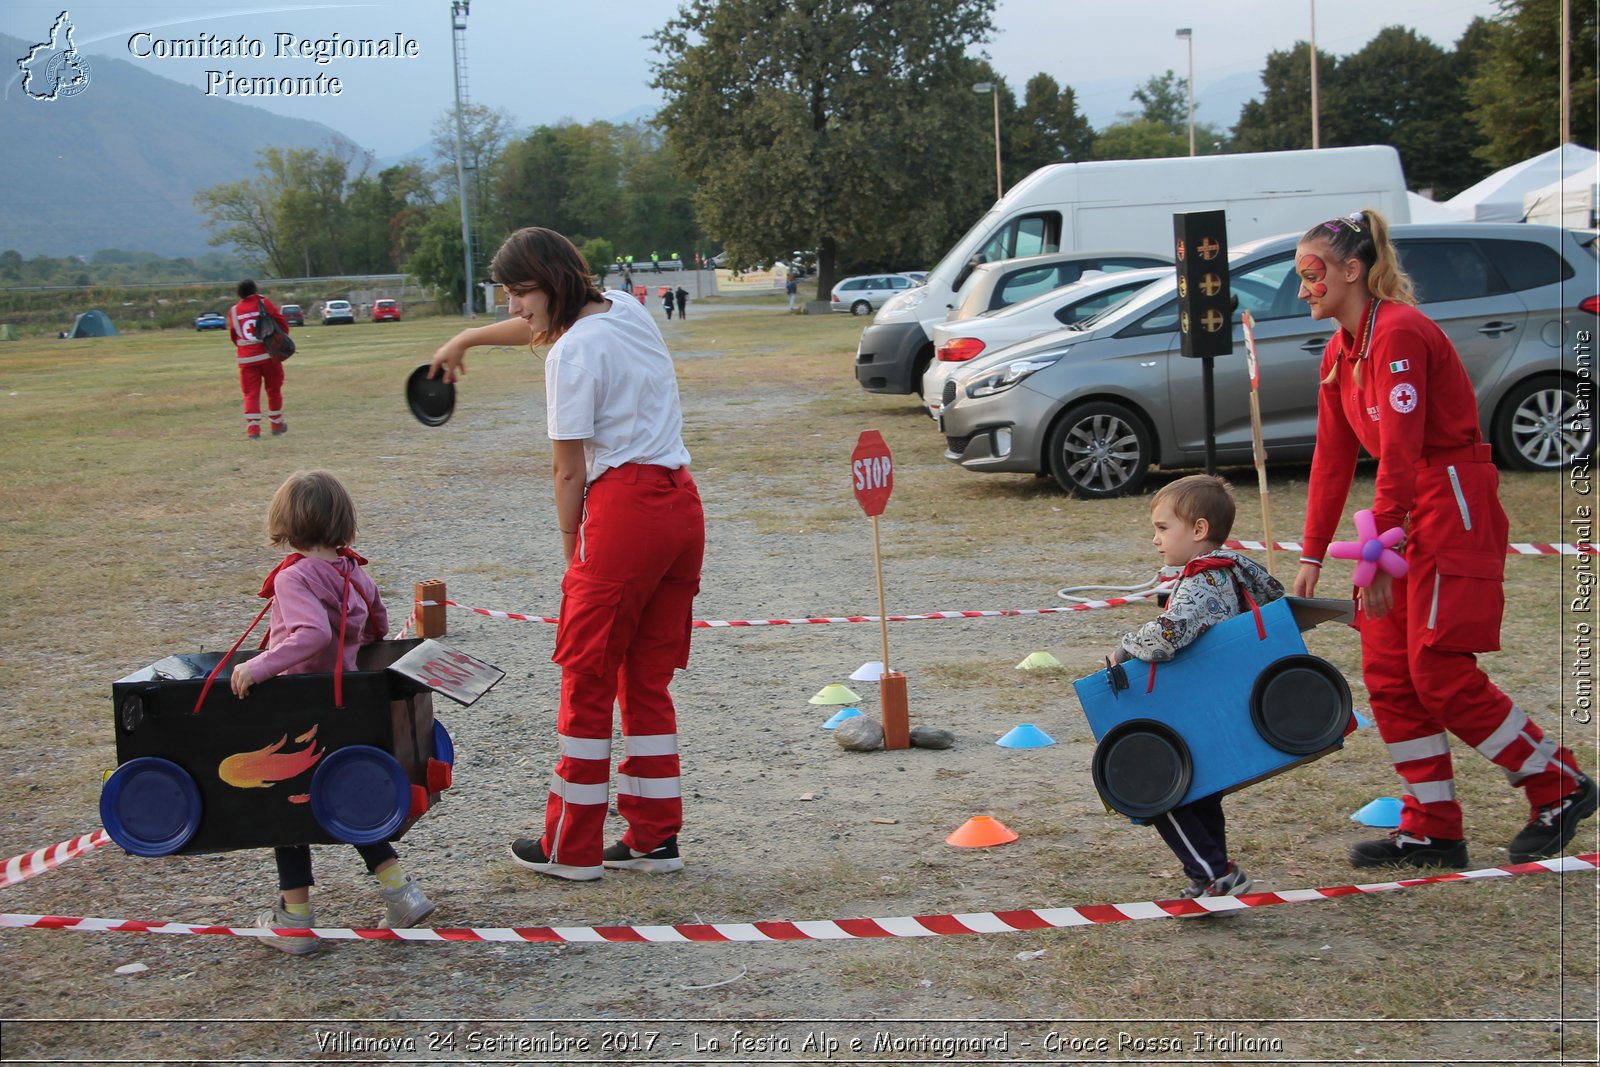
1389, 382, 1418, 413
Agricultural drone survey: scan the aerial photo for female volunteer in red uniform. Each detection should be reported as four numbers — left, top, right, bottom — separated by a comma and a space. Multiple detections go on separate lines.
429, 227, 705, 881
1292, 209, 1595, 869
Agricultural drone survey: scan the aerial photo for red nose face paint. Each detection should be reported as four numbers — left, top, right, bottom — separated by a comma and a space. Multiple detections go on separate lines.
1297, 254, 1329, 298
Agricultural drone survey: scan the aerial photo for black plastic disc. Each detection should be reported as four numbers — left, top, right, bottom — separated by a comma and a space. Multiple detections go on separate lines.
1091, 719, 1193, 819
406, 364, 455, 426
1250, 654, 1353, 755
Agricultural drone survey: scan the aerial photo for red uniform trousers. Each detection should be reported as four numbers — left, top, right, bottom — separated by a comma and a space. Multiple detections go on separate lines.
238, 359, 285, 434
542, 464, 704, 876
1361, 448, 1581, 840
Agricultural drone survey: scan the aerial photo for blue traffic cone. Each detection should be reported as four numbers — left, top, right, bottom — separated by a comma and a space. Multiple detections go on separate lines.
821, 707, 865, 730
1350, 797, 1402, 828
996, 723, 1056, 748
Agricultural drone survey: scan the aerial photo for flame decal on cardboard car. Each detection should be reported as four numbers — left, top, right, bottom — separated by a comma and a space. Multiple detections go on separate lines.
217, 726, 323, 789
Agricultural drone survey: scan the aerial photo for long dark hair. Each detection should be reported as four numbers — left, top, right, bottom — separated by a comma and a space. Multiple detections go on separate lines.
489, 227, 604, 345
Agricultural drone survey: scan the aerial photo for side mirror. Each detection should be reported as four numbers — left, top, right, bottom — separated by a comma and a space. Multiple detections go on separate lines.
953, 253, 986, 293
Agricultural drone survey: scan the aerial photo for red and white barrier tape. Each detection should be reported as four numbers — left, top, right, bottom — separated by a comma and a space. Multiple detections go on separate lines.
3, 853, 1593, 944
0, 830, 109, 890
1227, 539, 1595, 556
422, 591, 1162, 629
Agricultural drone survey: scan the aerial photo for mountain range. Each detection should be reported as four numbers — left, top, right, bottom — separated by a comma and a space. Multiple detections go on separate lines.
0, 32, 379, 259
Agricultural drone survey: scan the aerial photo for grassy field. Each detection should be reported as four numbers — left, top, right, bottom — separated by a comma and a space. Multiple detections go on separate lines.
1, 310, 1595, 1062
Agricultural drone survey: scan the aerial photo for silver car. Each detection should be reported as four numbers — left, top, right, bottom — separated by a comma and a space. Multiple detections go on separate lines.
940, 223, 1596, 497
831, 273, 918, 316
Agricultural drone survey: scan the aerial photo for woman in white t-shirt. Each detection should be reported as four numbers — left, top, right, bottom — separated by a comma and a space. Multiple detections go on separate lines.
429, 227, 705, 882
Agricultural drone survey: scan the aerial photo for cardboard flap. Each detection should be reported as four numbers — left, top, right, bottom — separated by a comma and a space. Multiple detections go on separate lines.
387, 639, 505, 707
1286, 596, 1356, 631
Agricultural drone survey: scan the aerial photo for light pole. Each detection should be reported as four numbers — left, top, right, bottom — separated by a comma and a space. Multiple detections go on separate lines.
450, 0, 474, 318
1175, 28, 1195, 156
972, 82, 1002, 201
1309, 1, 1320, 148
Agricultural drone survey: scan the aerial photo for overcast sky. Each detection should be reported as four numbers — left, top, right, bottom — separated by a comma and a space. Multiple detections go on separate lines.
3, 0, 1500, 157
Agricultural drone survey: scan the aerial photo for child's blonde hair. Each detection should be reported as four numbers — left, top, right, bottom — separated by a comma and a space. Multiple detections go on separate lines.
1152, 474, 1235, 545
267, 470, 357, 550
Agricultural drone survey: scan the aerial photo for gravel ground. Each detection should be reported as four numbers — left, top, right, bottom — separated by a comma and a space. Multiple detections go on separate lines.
3, 306, 1594, 1066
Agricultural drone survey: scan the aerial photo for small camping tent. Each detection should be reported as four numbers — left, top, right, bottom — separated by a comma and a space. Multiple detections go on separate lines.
1523, 162, 1600, 228
1445, 144, 1600, 223
68, 310, 118, 337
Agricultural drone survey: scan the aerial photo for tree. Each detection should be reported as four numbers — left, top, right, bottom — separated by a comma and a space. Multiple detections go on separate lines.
1467, 0, 1599, 169
406, 201, 471, 311
1091, 119, 1190, 161
194, 176, 290, 275
1128, 70, 1189, 134
1231, 42, 1338, 153
651, 0, 998, 296
1006, 73, 1096, 180
1333, 26, 1487, 198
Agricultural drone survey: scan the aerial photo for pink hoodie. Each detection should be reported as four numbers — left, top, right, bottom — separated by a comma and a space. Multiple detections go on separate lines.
249, 556, 389, 681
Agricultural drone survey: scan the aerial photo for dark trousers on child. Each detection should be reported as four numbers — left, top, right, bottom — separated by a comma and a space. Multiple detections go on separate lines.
1153, 794, 1228, 883
274, 843, 396, 891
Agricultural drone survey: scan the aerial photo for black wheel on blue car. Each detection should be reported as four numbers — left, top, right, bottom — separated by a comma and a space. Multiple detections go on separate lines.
1047, 400, 1153, 498
1091, 719, 1193, 819
1250, 654, 1353, 755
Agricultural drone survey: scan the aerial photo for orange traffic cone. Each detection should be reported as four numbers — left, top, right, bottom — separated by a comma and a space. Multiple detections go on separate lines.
945, 815, 1019, 848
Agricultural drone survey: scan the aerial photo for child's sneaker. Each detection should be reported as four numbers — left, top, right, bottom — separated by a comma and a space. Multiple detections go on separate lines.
255, 898, 319, 955
1176, 877, 1209, 899
378, 875, 435, 929
1508, 774, 1599, 862
601, 836, 684, 873
1349, 830, 1469, 869
1201, 863, 1253, 897
508, 837, 602, 881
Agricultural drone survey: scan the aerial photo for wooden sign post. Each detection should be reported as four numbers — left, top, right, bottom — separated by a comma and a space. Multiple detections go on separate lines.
851, 430, 909, 750
1241, 311, 1276, 575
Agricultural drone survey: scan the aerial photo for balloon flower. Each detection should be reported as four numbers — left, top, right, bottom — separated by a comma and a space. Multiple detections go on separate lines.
1329, 509, 1409, 587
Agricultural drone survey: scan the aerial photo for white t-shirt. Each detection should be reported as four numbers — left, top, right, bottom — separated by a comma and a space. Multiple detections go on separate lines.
545, 290, 692, 483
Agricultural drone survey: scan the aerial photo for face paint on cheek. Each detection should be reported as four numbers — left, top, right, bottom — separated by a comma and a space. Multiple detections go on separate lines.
1297, 254, 1329, 298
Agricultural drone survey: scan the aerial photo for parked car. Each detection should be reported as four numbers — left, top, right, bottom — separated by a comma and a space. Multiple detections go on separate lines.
946, 251, 1172, 323
856, 251, 1170, 394
923, 267, 1171, 417
280, 304, 304, 327
321, 300, 355, 325
193, 312, 226, 331
371, 299, 402, 322
939, 223, 1597, 497
831, 274, 918, 316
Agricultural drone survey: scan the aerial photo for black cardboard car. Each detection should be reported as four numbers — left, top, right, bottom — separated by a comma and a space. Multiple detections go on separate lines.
100, 639, 500, 856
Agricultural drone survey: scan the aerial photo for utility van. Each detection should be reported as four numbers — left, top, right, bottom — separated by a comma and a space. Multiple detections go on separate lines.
854, 145, 1411, 396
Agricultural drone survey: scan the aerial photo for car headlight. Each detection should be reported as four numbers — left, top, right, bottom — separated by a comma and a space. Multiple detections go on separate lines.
966, 353, 1064, 398
873, 287, 926, 323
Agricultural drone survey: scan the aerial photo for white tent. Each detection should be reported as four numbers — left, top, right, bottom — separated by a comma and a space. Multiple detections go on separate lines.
1444, 143, 1600, 223
1523, 161, 1600, 227
1406, 191, 1471, 223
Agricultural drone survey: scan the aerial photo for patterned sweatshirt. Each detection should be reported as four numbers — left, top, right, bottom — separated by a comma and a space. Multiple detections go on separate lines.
1117, 549, 1286, 663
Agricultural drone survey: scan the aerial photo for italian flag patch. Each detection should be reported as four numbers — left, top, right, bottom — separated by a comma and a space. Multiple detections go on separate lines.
1389, 359, 1410, 373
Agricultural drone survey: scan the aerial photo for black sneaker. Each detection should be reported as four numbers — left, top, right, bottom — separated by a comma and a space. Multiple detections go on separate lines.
1508, 775, 1599, 863
1349, 830, 1469, 869
601, 836, 684, 873
507, 837, 601, 881
1201, 863, 1253, 897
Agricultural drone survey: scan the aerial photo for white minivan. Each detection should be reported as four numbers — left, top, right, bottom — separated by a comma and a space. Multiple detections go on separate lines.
853, 145, 1411, 397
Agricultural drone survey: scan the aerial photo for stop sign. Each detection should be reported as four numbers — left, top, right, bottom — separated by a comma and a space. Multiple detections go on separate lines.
851, 430, 893, 517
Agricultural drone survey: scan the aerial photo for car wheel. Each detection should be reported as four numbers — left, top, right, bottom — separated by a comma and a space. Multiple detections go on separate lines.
1046, 401, 1154, 498
1492, 375, 1591, 471
850, 300, 873, 317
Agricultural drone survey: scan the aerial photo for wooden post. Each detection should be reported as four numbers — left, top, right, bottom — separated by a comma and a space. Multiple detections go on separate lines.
880, 671, 910, 751
414, 579, 447, 637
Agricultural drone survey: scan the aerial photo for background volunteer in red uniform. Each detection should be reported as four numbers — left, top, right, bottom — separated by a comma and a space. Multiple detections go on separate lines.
429, 227, 704, 882
227, 279, 290, 439
1291, 209, 1595, 869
